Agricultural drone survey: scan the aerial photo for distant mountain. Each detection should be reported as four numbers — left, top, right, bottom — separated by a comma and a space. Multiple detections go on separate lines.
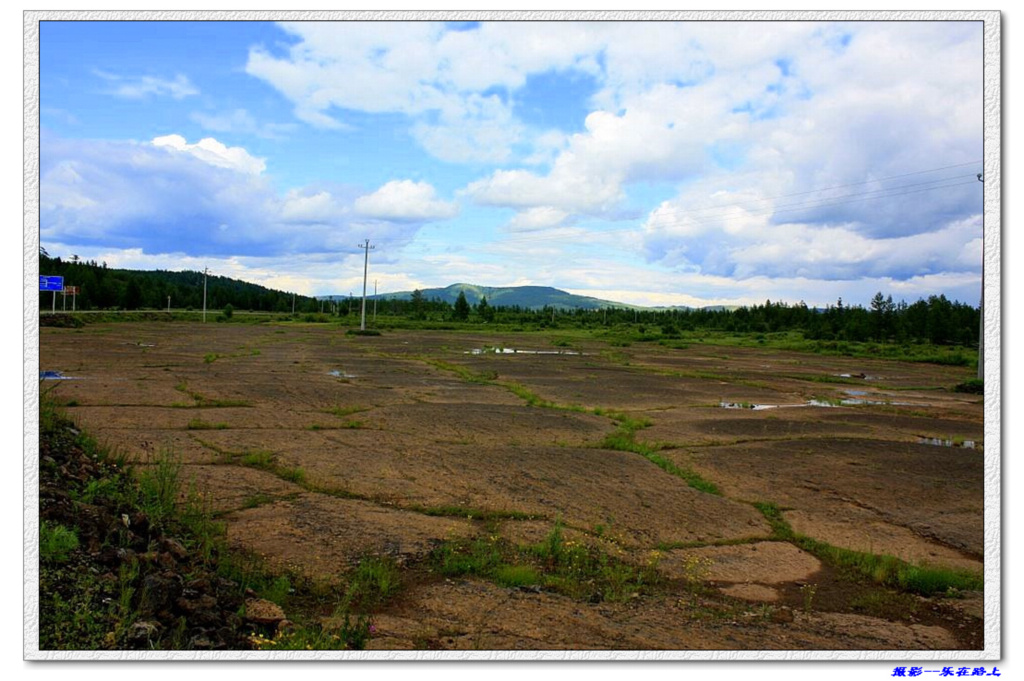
323, 283, 652, 311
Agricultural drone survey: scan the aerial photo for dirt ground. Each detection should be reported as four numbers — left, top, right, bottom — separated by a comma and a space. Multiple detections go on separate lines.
38, 322, 987, 651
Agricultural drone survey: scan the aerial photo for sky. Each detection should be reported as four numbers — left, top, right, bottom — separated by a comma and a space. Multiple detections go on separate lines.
37, 19, 986, 308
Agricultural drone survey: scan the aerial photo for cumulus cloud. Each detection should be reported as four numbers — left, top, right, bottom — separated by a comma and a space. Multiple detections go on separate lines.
152, 134, 267, 175
354, 180, 458, 222
505, 207, 571, 232
41, 133, 426, 258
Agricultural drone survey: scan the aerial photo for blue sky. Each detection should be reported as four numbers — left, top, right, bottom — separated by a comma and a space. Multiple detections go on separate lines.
38, 19, 985, 307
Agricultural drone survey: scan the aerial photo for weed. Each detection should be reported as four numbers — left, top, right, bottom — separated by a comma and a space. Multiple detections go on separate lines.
345, 556, 401, 610
279, 466, 306, 484
39, 522, 79, 563
203, 353, 222, 364
492, 564, 541, 588
800, 582, 818, 612
241, 450, 275, 468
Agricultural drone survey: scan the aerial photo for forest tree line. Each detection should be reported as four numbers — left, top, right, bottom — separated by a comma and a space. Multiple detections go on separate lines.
40, 253, 979, 346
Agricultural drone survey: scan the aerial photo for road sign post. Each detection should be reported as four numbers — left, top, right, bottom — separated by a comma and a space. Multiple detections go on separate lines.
40, 276, 64, 313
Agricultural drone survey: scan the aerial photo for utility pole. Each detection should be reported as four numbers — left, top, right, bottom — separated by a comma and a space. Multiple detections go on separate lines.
977, 172, 984, 381
373, 279, 378, 322
167, 296, 171, 313
358, 239, 374, 331
203, 267, 208, 322
292, 293, 295, 315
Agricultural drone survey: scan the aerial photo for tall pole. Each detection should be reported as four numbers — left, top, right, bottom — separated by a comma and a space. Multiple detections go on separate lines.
167, 296, 171, 313
292, 293, 295, 315
977, 172, 984, 381
203, 267, 208, 322
373, 279, 378, 322
358, 239, 374, 331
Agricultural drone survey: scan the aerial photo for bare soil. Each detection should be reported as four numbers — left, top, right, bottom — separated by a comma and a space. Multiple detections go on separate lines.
39, 322, 987, 651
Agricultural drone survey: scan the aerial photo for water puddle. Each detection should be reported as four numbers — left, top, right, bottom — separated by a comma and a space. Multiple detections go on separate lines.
834, 373, 883, 380
328, 370, 358, 379
466, 347, 582, 356
721, 397, 930, 410
918, 437, 977, 449
40, 370, 79, 380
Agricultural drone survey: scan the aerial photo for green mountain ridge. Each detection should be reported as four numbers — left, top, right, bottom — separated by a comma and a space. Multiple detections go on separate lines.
322, 283, 678, 311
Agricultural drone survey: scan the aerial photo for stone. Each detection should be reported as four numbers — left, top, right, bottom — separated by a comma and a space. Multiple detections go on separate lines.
244, 598, 286, 625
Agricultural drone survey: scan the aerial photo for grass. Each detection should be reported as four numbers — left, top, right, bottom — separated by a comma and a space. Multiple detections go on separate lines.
186, 418, 229, 430
39, 522, 79, 563
344, 556, 402, 611
597, 413, 722, 495
323, 404, 370, 418
753, 501, 983, 597
429, 521, 663, 604
39, 398, 379, 651
408, 504, 538, 521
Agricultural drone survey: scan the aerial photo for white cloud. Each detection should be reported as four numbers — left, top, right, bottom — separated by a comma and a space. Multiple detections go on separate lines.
505, 207, 570, 232
354, 180, 458, 222
41, 133, 427, 259
151, 134, 267, 175
190, 109, 296, 139
95, 70, 198, 100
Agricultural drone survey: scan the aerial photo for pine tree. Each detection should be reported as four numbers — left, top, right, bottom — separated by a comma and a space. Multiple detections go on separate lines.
453, 291, 470, 321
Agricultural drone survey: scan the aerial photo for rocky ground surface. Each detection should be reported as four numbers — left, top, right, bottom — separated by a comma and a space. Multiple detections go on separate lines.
39, 322, 988, 652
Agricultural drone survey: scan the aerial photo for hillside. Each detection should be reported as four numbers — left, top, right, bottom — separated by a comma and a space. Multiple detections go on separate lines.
323, 283, 651, 311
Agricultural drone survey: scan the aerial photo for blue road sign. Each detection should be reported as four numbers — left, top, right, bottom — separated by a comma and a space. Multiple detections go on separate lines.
40, 276, 64, 292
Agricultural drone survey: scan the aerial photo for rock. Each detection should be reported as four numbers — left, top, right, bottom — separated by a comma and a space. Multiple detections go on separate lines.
244, 598, 286, 625
771, 607, 794, 624
140, 572, 183, 616
162, 537, 189, 560
128, 620, 161, 645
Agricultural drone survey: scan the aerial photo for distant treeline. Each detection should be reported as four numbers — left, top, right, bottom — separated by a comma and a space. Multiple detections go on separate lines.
39, 253, 320, 313
39, 253, 978, 346
365, 290, 979, 347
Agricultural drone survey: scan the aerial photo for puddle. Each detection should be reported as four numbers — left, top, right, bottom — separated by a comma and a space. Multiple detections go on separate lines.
720, 401, 783, 411
721, 398, 930, 410
834, 373, 882, 380
466, 347, 582, 356
40, 370, 79, 380
843, 389, 868, 396
328, 370, 358, 379
918, 437, 977, 449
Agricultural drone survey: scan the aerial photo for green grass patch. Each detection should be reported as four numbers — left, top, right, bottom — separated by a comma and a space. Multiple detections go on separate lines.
409, 504, 538, 521
597, 414, 721, 495
344, 556, 401, 611
39, 522, 79, 563
186, 418, 228, 430
492, 564, 541, 588
324, 404, 370, 418
953, 379, 984, 394
752, 501, 983, 596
